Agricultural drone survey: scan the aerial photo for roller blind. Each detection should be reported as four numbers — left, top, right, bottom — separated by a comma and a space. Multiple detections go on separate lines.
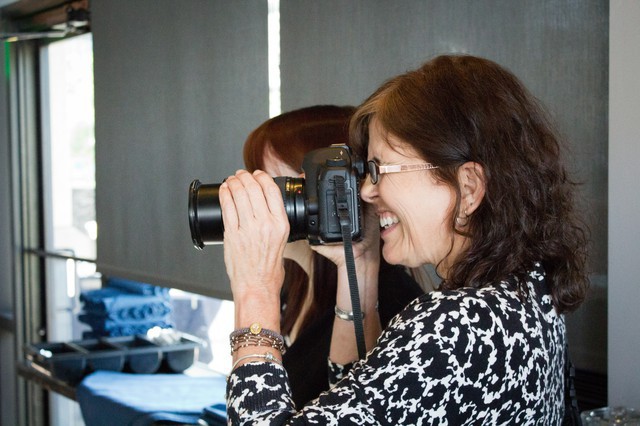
92, 1, 268, 300
280, 0, 608, 273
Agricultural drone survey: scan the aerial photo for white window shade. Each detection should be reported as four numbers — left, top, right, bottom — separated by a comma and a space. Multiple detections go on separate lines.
92, 1, 268, 299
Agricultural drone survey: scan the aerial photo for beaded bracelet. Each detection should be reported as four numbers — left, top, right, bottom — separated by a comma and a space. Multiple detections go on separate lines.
229, 322, 286, 355
229, 322, 284, 341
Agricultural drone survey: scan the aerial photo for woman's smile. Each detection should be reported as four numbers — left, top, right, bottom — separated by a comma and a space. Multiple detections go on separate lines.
379, 212, 399, 237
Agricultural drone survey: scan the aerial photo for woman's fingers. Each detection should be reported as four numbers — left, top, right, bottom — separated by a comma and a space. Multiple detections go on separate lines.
221, 170, 287, 230
219, 178, 237, 233
219, 170, 289, 289
254, 170, 287, 219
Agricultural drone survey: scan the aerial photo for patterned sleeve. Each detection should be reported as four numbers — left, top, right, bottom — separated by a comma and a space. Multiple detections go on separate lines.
226, 359, 380, 425
328, 359, 353, 387
226, 362, 297, 425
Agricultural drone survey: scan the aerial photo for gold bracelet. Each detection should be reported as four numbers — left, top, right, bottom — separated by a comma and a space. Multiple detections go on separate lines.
231, 351, 282, 371
230, 335, 286, 354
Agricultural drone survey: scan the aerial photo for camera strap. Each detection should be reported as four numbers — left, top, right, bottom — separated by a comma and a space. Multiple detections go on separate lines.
333, 176, 367, 360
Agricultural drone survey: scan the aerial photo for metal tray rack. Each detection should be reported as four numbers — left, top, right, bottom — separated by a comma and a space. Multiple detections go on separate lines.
25, 331, 203, 384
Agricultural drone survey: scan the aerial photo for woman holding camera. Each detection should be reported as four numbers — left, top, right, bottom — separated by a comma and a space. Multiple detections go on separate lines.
242, 105, 424, 409
219, 55, 589, 424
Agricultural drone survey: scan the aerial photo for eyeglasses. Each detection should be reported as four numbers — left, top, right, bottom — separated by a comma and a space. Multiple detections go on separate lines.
367, 160, 439, 184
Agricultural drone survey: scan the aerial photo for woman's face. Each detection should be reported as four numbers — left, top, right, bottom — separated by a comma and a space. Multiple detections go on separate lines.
360, 119, 462, 271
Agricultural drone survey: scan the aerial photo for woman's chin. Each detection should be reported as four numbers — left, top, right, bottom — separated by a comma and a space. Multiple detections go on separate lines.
381, 245, 402, 266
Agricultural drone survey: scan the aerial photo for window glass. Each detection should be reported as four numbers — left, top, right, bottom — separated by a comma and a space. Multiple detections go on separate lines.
44, 33, 96, 260
41, 31, 96, 426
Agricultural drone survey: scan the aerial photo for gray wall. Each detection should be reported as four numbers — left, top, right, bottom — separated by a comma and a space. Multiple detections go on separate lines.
608, 0, 640, 410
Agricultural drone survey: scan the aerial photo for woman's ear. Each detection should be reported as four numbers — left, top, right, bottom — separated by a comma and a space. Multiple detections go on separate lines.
457, 162, 485, 214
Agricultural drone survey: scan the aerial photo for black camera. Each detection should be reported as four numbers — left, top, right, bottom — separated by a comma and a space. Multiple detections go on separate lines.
188, 144, 365, 249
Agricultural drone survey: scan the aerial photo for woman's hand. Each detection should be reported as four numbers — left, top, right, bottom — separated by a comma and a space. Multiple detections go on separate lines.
311, 202, 381, 268
219, 170, 289, 330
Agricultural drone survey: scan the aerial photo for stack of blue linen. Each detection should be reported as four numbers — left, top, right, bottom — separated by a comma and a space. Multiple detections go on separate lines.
79, 277, 174, 338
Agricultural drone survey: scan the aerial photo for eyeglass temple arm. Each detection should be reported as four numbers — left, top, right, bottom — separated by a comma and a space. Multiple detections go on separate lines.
377, 163, 437, 174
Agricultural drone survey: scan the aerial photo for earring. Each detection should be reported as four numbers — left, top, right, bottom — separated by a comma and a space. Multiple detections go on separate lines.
456, 209, 469, 227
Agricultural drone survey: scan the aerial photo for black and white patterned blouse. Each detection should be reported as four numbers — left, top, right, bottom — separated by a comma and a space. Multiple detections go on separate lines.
226, 263, 566, 425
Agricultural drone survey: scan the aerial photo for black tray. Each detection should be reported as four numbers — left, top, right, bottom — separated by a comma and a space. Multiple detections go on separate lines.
25, 331, 204, 384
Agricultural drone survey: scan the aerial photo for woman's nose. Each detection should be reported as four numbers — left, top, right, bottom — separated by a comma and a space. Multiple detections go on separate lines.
360, 175, 377, 203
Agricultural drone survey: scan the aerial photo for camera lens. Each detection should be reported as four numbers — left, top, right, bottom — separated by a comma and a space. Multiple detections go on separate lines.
188, 177, 308, 249
189, 179, 223, 249
276, 177, 307, 242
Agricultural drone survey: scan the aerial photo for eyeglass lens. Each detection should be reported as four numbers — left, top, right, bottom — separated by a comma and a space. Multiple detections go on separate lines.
367, 160, 378, 184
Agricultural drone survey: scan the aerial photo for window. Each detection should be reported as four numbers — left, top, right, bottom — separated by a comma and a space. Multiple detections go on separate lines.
41, 32, 98, 337
40, 32, 97, 426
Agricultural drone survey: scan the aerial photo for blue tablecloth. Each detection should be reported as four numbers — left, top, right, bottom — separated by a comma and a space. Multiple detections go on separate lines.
76, 371, 226, 426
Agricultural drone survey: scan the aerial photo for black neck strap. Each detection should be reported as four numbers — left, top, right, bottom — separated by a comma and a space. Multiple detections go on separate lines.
334, 176, 366, 360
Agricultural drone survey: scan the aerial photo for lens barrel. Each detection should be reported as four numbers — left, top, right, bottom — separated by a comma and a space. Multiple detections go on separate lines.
188, 177, 307, 249
189, 180, 223, 249
277, 177, 306, 241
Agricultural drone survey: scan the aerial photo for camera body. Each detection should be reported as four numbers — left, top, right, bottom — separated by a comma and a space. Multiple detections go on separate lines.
188, 143, 365, 248
299, 143, 364, 245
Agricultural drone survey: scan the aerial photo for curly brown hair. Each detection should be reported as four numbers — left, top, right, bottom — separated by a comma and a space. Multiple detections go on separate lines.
351, 55, 589, 313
